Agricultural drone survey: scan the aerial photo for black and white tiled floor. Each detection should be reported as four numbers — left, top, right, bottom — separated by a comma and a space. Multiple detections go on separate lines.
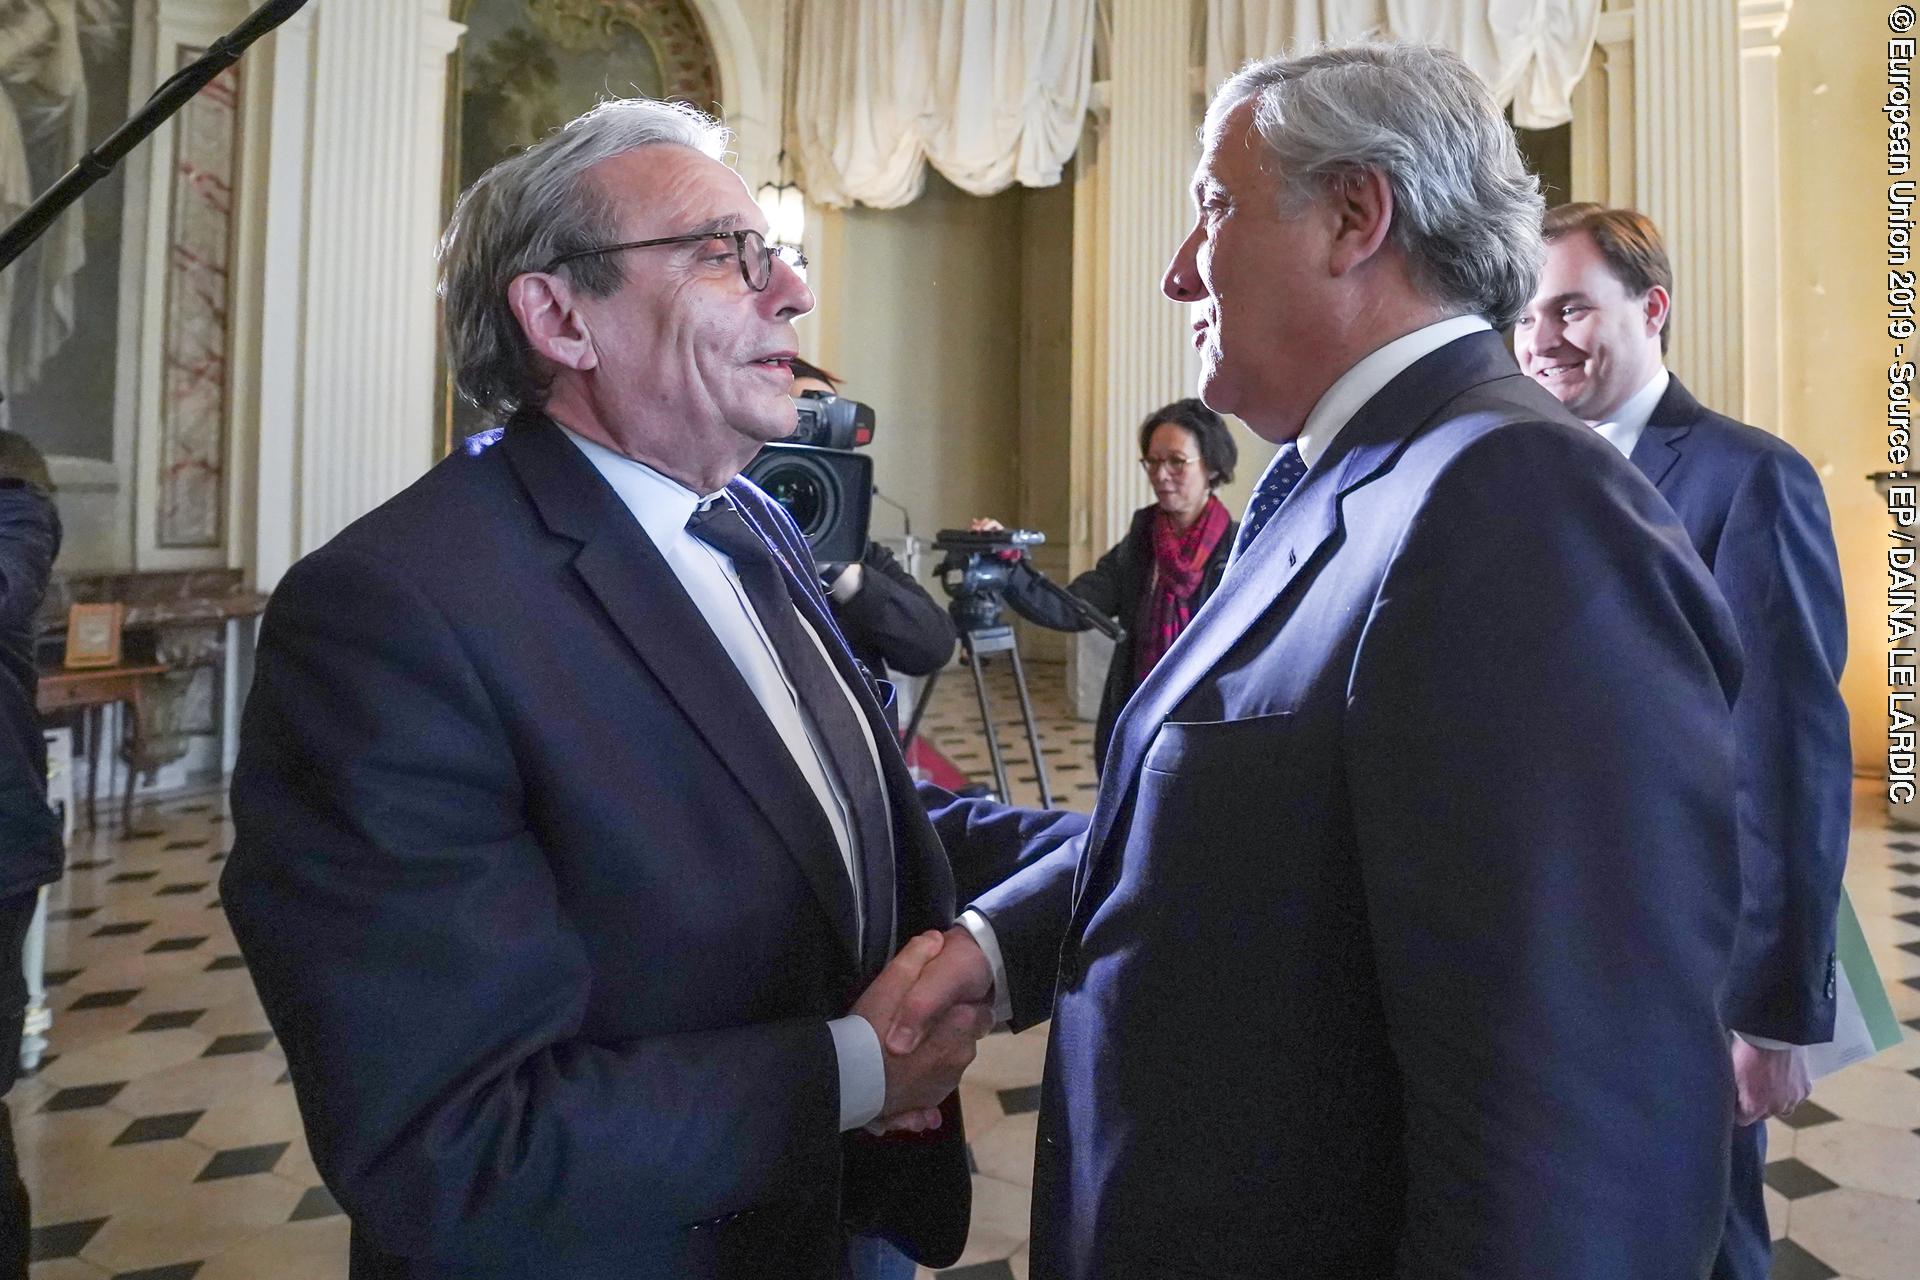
9, 660, 1918, 1279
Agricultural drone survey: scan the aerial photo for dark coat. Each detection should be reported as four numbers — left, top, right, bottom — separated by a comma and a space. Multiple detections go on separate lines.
1002, 503, 1235, 771
224, 418, 1082, 1280
0, 481, 62, 902
973, 332, 1746, 1279
1630, 375, 1851, 1044
833, 540, 955, 680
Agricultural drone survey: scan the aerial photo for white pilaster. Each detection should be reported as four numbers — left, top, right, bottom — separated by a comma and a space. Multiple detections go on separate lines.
1739, 0, 1792, 433
290, 0, 461, 562
246, 4, 316, 589
1098, 0, 1200, 553
1571, 8, 1637, 205
1635, 0, 1745, 416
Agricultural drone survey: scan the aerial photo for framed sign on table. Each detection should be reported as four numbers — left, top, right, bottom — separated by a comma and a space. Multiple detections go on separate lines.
63, 603, 126, 669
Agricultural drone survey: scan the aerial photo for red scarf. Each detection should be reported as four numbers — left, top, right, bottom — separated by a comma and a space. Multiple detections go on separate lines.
1133, 495, 1231, 683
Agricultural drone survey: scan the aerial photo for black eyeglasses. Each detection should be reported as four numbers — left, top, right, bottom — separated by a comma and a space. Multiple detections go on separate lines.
543, 228, 805, 291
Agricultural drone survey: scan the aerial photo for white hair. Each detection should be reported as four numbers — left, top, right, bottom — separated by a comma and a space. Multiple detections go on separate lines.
1209, 43, 1545, 329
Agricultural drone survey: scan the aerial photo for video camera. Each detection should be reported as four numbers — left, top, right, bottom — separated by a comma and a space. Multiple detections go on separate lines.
930, 528, 1047, 633
930, 527, 1124, 642
743, 391, 876, 565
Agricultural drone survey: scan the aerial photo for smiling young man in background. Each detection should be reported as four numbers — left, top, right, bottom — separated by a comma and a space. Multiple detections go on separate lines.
1519, 202, 1852, 1280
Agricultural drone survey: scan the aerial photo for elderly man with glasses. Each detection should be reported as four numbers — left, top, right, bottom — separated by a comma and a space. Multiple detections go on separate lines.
222, 98, 1085, 1280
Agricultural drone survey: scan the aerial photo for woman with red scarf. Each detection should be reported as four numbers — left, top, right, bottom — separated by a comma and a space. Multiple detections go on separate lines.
984, 398, 1238, 773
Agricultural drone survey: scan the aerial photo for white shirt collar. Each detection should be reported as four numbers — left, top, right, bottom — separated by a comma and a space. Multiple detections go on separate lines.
559, 427, 718, 547
1293, 313, 1494, 467
1589, 366, 1670, 460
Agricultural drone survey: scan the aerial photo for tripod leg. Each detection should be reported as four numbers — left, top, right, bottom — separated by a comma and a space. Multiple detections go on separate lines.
967, 644, 1011, 802
900, 667, 941, 756
1004, 639, 1053, 809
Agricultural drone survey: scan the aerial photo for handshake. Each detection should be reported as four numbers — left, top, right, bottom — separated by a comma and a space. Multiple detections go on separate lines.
852, 927, 997, 1135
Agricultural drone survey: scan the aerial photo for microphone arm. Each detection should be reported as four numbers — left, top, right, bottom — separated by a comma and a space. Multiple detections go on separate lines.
0, 0, 314, 274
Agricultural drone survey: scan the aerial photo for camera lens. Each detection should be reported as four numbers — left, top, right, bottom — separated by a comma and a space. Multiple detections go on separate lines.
756, 456, 839, 539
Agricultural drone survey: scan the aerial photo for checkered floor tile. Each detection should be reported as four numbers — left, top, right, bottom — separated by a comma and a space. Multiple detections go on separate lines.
6, 689, 1917, 1280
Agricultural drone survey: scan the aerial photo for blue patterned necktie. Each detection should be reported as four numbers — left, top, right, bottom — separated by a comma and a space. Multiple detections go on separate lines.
1229, 441, 1308, 565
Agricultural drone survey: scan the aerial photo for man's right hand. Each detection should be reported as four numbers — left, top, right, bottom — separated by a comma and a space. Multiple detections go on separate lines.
852, 931, 994, 1134
885, 926, 995, 1056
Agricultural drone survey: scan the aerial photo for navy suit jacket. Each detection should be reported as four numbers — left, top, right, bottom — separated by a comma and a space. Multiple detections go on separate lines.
223, 416, 1082, 1279
0, 482, 62, 901
973, 331, 1746, 1279
1630, 376, 1850, 1045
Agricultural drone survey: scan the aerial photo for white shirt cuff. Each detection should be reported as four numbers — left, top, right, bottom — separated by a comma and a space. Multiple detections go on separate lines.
828, 1015, 887, 1131
1733, 1030, 1803, 1051
959, 908, 1013, 1028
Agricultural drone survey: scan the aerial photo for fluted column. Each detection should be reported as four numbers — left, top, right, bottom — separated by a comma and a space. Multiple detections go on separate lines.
296, 0, 462, 555
248, 5, 318, 589
248, 0, 462, 589
1740, 0, 1793, 433
1635, 0, 1745, 416
1570, 8, 1636, 204
1098, 0, 1200, 552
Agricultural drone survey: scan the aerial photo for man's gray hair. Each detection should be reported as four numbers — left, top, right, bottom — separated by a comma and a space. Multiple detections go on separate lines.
1209, 44, 1544, 329
439, 98, 731, 417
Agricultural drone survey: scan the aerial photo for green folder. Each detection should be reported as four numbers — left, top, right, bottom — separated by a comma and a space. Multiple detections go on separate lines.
1806, 887, 1905, 1078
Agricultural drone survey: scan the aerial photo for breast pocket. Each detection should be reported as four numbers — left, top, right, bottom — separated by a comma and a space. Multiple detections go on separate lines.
1142, 710, 1294, 777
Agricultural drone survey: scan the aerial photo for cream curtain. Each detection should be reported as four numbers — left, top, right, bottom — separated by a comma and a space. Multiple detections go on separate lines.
1203, 0, 1603, 129
793, 0, 1097, 209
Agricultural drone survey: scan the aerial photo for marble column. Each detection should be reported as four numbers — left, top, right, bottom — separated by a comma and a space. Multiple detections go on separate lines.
1739, 0, 1793, 433
1570, 8, 1637, 205
1635, 0, 1746, 417
250, 0, 463, 588
1097, 0, 1200, 553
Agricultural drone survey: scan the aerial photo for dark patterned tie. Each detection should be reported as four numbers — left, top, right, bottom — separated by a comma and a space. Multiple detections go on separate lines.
686, 496, 895, 976
1229, 440, 1308, 565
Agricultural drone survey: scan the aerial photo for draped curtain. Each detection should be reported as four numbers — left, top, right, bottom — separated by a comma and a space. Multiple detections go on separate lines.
793, 0, 1098, 209
1205, 0, 1603, 129
793, 1, 1601, 210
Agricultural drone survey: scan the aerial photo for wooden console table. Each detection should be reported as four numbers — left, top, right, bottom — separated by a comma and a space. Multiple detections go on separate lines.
37, 664, 169, 829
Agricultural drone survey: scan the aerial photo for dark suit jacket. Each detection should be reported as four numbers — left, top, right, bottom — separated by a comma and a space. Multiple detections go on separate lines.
0, 481, 62, 902
223, 416, 1082, 1279
833, 540, 955, 680
972, 331, 1746, 1279
1631, 376, 1850, 1045
1002, 503, 1236, 771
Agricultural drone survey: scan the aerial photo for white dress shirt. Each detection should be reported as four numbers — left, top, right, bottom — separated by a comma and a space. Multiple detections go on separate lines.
1589, 366, 1670, 459
564, 428, 891, 1129
1293, 312, 1495, 467
960, 313, 1495, 1025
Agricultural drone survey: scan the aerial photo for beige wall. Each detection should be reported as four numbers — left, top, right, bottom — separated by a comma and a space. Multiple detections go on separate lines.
806, 173, 1025, 549
1777, 1, 1894, 773
806, 171, 1081, 669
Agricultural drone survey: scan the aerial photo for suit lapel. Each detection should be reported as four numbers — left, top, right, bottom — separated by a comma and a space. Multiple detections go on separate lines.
501, 421, 861, 965
1629, 374, 1700, 487
1076, 331, 1529, 904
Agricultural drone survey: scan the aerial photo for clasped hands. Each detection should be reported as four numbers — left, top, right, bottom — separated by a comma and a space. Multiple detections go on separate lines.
851, 927, 996, 1135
